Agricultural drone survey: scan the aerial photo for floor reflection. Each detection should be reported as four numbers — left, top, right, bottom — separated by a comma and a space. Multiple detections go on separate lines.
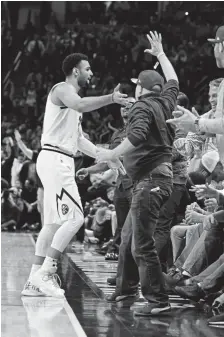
64, 243, 224, 337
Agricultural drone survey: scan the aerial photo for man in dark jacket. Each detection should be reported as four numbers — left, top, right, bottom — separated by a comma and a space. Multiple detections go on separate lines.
96, 31, 179, 315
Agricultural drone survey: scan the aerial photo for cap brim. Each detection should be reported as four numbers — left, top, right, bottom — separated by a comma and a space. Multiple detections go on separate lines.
131, 78, 138, 85
207, 38, 223, 43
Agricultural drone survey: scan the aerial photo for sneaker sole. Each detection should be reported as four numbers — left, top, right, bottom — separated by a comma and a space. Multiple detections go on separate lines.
106, 294, 139, 303
134, 306, 171, 316
30, 279, 65, 299
38, 285, 65, 299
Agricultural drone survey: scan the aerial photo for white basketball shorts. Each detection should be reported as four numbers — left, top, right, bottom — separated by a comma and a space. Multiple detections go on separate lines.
36, 149, 83, 225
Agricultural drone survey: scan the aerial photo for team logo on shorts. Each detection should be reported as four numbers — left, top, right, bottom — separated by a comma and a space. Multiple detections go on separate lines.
61, 204, 69, 215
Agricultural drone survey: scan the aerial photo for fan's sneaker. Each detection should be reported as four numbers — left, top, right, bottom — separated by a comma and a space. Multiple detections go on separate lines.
21, 280, 45, 297
106, 291, 139, 303
133, 302, 171, 316
30, 270, 65, 298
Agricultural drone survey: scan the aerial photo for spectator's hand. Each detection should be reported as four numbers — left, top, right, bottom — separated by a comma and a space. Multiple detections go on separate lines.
76, 168, 89, 180
96, 148, 115, 163
112, 84, 128, 106
204, 198, 218, 212
144, 31, 163, 57
185, 210, 204, 225
190, 184, 219, 200
203, 214, 216, 231
166, 106, 197, 133
14, 130, 22, 143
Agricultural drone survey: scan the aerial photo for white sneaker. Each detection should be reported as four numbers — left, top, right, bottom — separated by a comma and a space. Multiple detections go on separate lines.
31, 270, 65, 298
21, 280, 45, 297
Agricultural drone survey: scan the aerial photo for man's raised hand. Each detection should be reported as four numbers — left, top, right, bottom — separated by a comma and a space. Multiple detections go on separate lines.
144, 31, 164, 57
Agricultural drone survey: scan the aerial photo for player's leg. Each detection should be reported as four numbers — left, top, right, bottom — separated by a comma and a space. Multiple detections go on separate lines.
22, 154, 60, 296
31, 154, 84, 297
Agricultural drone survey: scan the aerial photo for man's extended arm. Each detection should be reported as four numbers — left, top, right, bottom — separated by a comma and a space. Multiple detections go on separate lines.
55, 83, 127, 113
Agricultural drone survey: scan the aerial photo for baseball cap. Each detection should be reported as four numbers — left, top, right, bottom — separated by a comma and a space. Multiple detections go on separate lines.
131, 70, 164, 91
201, 151, 220, 173
208, 26, 224, 43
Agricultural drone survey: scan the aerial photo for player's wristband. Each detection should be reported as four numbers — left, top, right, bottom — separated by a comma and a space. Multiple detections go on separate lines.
111, 93, 115, 103
157, 52, 165, 59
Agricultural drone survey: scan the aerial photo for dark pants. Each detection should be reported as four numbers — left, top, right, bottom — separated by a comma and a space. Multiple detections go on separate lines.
155, 183, 186, 267
116, 175, 173, 304
108, 186, 132, 252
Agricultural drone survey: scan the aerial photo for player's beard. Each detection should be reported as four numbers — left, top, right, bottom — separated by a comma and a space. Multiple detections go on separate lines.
78, 76, 89, 89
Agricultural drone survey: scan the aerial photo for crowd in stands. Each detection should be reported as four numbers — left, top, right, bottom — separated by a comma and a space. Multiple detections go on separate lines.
1, 2, 224, 321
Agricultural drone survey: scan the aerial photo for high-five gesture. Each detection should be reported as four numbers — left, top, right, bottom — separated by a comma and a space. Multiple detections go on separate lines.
144, 31, 178, 82
112, 84, 128, 106
144, 31, 164, 57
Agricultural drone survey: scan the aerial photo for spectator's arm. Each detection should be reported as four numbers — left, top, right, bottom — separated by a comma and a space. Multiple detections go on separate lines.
16, 140, 33, 160
14, 130, 33, 160
11, 159, 17, 187
109, 105, 152, 159
144, 31, 178, 82
199, 118, 224, 135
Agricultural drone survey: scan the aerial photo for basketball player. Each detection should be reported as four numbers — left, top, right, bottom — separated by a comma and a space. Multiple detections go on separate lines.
22, 53, 127, 298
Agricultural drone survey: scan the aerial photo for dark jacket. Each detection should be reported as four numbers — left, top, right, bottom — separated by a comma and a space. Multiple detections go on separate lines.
110, 126, 133, 190
123, 80, 179, 181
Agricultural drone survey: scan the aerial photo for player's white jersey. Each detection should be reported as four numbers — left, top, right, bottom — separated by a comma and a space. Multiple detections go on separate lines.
41, 82, 82, 154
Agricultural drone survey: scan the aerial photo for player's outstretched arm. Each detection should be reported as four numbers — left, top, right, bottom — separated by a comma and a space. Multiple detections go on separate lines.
56, 84, 127, 113
144, 31, 178, 82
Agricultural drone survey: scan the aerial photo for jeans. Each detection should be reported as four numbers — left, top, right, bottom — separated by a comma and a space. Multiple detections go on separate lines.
175, 225, 224, 276
171, 223, 203, 262
108, 186, 132, 253
154, 183, 186, 264
191, 253, 224, 293
116, 175, 173, 304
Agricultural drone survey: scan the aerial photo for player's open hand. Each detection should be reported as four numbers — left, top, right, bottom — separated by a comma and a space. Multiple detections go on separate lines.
76, 168, 89, 180
112, 84, 128, 106
166, 105, 197, 133
144, 31, 164, 57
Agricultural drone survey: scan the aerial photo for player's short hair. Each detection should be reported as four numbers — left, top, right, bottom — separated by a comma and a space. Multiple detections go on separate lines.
62, 53, 89, 76
177, 92, 190, 109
